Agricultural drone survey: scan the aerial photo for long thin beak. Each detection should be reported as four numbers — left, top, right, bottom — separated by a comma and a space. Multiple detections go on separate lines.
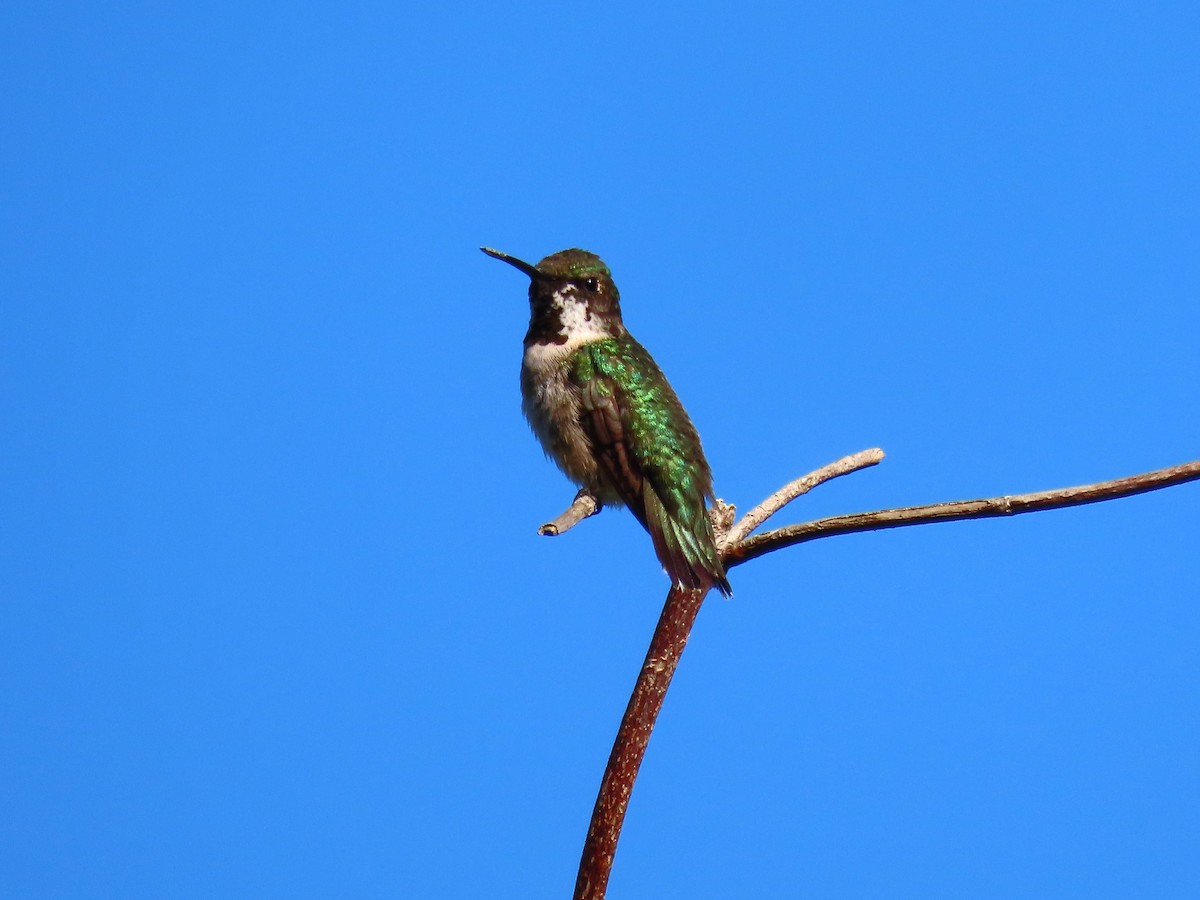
480, 247, 542, 280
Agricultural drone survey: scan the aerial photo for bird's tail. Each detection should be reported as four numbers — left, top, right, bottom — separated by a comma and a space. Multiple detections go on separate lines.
644, 484, 733, 597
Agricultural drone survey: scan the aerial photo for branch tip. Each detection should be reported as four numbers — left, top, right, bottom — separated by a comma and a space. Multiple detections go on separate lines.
539, 490, 600, 536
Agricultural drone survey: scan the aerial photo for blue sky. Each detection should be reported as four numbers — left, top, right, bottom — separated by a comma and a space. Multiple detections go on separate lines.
3, 3, 1198, 897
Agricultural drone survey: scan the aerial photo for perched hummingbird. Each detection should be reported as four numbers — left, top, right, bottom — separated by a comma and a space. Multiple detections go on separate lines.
482, 246, 732, 597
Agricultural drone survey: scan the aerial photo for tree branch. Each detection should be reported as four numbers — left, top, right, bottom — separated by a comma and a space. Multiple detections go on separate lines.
723, 447, 885, 547
574, 585, 706, 900
726, 458, 1200, 567
539, 490, 601, 536
572, 455, 1200, 899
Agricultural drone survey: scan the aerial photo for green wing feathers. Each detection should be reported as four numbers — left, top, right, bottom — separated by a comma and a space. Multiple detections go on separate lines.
643, 481, 731, 596
573, 339, 732, 597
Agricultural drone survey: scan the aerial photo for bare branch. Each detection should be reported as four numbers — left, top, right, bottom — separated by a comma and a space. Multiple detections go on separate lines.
539, 490, 601, 536
726, 458, 1200, 567
574, 585, 708, 900
723, 448, 885, 547
573, 455, 1200, 899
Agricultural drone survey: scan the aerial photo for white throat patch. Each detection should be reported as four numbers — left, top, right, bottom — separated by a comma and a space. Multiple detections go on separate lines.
552, 286, 607, 339
523, 286, 609, 372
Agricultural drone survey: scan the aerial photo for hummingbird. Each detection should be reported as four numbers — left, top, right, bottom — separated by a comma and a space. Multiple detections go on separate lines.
482, 246, 732, 597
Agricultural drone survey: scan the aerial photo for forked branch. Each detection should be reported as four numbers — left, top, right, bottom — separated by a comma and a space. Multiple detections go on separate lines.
570, 453, 1200, 900
728, 457, 1200, 566
722, 447, 885, 546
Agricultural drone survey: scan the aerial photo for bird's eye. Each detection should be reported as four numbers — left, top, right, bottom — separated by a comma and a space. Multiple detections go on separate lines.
582, 277, 599, 292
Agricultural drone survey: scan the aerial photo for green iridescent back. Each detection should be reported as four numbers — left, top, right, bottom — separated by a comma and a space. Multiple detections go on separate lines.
573, 338, 712, 513
568, 336, 726, 594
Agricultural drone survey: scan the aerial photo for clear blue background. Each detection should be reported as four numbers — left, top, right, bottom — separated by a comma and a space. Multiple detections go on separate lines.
3, 3, 1198, 897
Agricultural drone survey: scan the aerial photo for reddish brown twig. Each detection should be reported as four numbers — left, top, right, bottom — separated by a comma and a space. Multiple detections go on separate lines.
573, 585, 707, 900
